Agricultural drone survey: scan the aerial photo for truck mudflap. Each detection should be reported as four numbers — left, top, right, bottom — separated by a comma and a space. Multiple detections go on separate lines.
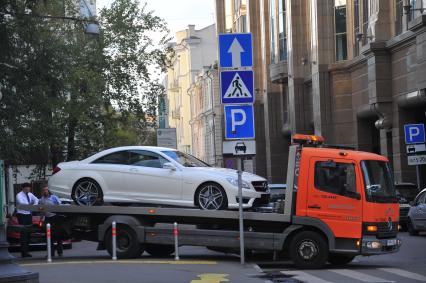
361, 235, 402, 255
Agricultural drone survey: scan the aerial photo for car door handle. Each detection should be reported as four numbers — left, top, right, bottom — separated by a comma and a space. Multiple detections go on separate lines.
129, 168, 138, 172
308, 204, 321, 209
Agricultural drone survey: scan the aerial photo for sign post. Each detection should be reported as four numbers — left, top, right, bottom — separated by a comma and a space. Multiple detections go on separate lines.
404, 124, 426, 189
219, 33, 255, 265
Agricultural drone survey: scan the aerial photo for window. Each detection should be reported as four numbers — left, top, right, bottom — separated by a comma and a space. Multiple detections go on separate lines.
162, 150, 210, 167
395, 0, 404, 36
270, 0, 277, 63
361, 160, 397, 203
362, 0, 369, 45
128, 150, 168, 168
92, 151, 129, 165
335, 0, 348, 61
354, 0, 360, 56
278, 0, 287, 61
415, 192, 426, 206
314, 161, 356, 196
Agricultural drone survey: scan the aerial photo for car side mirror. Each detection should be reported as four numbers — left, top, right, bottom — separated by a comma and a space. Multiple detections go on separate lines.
163, 162, 177, 171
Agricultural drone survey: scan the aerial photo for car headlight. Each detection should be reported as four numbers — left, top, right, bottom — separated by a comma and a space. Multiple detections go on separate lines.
226, 178, 251, 189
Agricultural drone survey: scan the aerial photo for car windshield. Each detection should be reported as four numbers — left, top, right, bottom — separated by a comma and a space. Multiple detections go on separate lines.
361, 160, 397, 203
162, 151, 210, 167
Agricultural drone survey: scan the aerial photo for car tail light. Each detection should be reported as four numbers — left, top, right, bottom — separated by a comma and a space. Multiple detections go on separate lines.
52, 166, 61, 175
38, 221, 43, 228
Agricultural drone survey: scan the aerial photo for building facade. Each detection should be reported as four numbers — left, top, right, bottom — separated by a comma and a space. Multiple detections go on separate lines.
189, 67, 224, 166
215, 0, 426, 188
166, 24, 217, 153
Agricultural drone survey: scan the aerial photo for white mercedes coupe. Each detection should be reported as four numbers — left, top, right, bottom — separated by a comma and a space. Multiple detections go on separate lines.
48, 146, 269, 210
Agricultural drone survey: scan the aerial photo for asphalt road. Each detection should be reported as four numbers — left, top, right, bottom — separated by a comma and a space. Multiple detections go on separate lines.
257, 232, 426, 283
10, 232, 426, 283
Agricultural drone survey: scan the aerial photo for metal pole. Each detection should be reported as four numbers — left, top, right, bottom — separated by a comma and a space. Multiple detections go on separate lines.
46, 223, 52, 263
237, 157, 245, 265
416, 165, 421, 190
174, 222, 179, 260
112, 222, 117, 260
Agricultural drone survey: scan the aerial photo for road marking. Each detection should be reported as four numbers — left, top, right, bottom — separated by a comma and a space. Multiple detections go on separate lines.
379, 268, 426, 282
190, 274, 229, 283
329, 269, 394, 283
280, 271, 333, 283
20, 259, 217, 267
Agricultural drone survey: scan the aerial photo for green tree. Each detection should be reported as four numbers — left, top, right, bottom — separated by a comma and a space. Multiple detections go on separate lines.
0, 0, 170, 174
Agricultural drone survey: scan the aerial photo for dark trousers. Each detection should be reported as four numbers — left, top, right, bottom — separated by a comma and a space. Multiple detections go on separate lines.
17, 213, 32, 256
45, 215, 63, 256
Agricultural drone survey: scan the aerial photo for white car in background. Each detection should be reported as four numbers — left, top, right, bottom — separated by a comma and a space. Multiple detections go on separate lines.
48, 146, 269, 210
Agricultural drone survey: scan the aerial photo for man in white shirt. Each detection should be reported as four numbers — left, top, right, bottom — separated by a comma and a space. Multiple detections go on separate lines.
15, 182, 39, 257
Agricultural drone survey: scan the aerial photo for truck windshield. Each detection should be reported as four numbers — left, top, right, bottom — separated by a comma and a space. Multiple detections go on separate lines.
162, 150, 210, 167
361, 160, 397, 203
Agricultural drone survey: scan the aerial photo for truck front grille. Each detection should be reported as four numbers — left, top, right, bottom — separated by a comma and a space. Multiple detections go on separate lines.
363, 222, 398, 239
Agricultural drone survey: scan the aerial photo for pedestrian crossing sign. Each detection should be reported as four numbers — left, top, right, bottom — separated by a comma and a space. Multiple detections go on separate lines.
220, 70, 254, 104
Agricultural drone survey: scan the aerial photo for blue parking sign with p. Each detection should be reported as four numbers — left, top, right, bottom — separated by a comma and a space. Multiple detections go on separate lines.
404, 124, 425, 144
224, 105, 255, 140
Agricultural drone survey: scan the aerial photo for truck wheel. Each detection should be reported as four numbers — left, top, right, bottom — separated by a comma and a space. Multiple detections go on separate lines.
145, 244, 175, 257
195, 182, 228, 210
105, 225, 141, 259
408, 219, 419, 236
289, 231, 328, 269
328, 253, 355, 265
72, 178, 103, 206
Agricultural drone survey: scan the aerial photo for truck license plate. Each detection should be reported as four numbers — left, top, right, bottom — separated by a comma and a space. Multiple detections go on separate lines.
387, 239, 397, 246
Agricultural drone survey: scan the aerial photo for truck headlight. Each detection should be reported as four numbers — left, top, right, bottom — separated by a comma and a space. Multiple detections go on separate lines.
226, 178, 251, 190
366, 241, 382, 249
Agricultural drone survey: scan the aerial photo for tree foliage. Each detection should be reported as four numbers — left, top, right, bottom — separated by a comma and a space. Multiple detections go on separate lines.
0, 0, 170, 171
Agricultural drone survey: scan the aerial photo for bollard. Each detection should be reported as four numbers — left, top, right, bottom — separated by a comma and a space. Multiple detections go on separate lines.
46, 223, 52, 263
173, 222, 179, 260
112, 222, 117, 260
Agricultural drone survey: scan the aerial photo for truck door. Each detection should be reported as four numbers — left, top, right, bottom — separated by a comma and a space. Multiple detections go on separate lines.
307, 158, 362, 239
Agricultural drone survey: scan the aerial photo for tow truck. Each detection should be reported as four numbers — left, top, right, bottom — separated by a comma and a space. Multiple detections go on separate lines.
20, 134, 401, 268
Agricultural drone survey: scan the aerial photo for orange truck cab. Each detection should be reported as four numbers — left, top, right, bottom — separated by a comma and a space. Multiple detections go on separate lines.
283, 134, 401, 267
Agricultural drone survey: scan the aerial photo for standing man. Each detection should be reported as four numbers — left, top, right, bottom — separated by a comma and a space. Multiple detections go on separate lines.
15, 182, 38, 257
39, 184, 63, 257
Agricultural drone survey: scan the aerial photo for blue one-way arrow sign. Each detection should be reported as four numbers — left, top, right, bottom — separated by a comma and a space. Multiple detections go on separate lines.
219, 33, 253, 68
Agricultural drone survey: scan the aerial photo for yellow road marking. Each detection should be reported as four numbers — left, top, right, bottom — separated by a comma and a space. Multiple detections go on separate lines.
190, 274, 229, 283
20, 259, 217, 267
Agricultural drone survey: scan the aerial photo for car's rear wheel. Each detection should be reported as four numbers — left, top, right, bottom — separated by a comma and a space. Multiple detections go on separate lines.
72, 178, 103, 206
408, 218, 419, 236
195, 182, 228, 210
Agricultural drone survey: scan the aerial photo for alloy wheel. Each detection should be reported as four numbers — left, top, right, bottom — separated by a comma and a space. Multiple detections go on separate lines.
198, 184, 225, 210
74, 180, 101, 206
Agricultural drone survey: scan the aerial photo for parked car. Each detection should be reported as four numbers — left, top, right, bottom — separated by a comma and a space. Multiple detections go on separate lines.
6, 213, 72, 252
395, 182, 419, 230
407, 188, 426, 235
49, 146, 269, 210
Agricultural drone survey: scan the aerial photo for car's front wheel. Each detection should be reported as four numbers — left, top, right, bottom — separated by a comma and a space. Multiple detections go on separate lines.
72, 178, 103, 206
195, 182, 228, 210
